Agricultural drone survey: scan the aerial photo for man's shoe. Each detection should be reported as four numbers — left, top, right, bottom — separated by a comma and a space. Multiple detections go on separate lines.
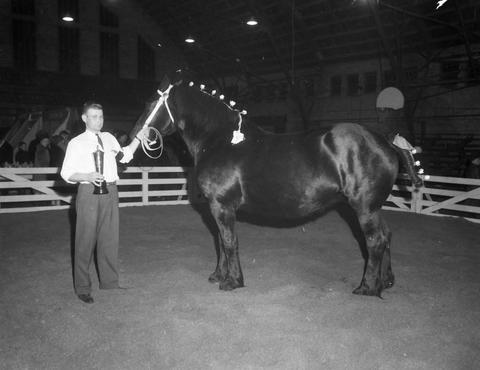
77, 294, 94, 304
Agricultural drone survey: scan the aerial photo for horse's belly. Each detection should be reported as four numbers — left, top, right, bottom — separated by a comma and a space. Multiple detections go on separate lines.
240, 185, 340, 219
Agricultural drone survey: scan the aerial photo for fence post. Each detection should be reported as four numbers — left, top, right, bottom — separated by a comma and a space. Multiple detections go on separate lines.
411, 186, 422, 213
142, 169, 149, 205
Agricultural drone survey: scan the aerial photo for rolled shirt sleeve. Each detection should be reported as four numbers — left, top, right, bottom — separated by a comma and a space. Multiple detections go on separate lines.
60, 139, 89, 183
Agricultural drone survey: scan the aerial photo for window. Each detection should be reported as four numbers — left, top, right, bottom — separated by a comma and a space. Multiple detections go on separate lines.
330, 75, 341, 96
304, 78, 314, 97
364, 71, 377, 93
100, 32, 119, 76
59, 26, 79, 73
404, 67, 418, 83
58, 0, 79, 22
100, 3, 119, 27
382, 70, 395, 87
11, 0, 34, 15
347, 74, 359, 96
12, 19, 36, 70
137, 36, 155, 80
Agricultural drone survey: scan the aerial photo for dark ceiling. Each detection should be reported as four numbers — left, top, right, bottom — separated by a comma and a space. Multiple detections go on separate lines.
135, 0, 480, 82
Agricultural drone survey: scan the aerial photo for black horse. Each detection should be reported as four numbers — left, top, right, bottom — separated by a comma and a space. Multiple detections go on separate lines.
129, 73, 422, 297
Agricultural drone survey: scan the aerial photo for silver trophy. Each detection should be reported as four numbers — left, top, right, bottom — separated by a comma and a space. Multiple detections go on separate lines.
93, 148, 108, 194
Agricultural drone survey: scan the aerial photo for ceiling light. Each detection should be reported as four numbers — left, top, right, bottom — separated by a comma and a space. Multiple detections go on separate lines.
246, 17, 258, 26
62, 14, 74, 22
185, 36, 195, 43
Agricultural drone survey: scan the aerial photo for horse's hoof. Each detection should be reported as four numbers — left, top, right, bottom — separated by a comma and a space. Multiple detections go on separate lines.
383, 279, 394, 289
219, 279, 244, 291
219, 281, 235, 291
352, 282, 382, 297
208, 273, 222, 284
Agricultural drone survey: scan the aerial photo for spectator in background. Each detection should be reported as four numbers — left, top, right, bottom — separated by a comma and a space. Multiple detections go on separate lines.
116, 131, 129, 146
50, 135, 66, 167
14, 141, 30, 166
0, 138, 13, 166
28, 130, 48, 163
58, 130, 70, 152
33, 131, 50, 180
464, 153, 480, 179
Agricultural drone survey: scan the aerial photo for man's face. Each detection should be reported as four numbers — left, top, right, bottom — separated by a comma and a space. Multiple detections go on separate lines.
83, 108, 104, 133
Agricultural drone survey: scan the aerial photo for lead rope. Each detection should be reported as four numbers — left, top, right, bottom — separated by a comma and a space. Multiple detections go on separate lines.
135, 127, 163, 159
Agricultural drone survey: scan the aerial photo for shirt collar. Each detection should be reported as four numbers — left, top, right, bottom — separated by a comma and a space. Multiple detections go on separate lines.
85, 130, 101, 139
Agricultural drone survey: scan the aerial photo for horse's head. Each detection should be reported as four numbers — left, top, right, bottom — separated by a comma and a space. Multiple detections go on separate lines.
129, 70, 184, 142
130, 68, 245, 158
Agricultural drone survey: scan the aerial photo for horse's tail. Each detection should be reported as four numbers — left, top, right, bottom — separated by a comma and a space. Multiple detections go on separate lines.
392, 146, 424, 189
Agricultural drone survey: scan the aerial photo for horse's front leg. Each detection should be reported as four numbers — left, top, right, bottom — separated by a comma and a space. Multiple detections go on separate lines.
209, 200, 244, 291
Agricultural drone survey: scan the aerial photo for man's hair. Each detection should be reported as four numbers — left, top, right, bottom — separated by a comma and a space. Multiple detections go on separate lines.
82, 101, 103, 114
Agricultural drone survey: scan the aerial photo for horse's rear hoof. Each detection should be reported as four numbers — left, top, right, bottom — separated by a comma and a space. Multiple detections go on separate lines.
208, 272, 223, 284
352, 281, 382, 297
383, 279, 394, 290
219, 279, 244, 291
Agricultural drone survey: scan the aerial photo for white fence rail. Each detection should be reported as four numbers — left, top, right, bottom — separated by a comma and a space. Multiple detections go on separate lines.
384, 174, 480, 223
1, 168, 479, 222
0, 167, 199, 214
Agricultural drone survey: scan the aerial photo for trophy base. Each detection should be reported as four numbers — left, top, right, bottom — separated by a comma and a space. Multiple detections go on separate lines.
93, 182, 109, 195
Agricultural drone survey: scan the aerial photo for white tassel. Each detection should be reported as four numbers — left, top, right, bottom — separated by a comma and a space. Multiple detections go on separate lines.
189, 81, 194, 87
229, 100, 236, 107
211, 90, 216, 95
231, 113, 245, 144
200, 84, 205, 90
219, 94, 224, 100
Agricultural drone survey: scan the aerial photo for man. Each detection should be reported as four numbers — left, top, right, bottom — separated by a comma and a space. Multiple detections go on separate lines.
61, 102, 144, 304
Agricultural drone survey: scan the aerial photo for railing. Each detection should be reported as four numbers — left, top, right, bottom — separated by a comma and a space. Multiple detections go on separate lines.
1, 167, 479, 223
384, 174, 480, 223
0, 167, 200, 214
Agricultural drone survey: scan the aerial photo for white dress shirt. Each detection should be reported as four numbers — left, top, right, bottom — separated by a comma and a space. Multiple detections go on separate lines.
61, 130, 132, 184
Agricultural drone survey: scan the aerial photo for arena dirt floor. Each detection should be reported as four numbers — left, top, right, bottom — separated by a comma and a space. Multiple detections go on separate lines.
1, 204, 479, 370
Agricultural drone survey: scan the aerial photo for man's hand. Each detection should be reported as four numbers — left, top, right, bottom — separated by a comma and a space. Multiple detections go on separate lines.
136, 126, 149, 142
86, 172, 104, 186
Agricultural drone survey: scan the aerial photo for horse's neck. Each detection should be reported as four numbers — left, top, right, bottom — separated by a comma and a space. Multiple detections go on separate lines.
180, 119, 233, 161
180, 104, 238, 146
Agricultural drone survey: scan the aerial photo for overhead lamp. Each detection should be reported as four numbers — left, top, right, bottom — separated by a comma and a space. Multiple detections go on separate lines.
246, 17, 258, 26
62, 14, 74, 22
185, 36, 195, 44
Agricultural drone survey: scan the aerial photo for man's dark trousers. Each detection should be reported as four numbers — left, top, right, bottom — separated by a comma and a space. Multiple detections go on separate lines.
74, 183, 119, 295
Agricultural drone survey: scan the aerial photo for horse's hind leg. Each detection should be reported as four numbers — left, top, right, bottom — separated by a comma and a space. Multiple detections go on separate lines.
209, 201, 244, 291
381, 231, 395, 289
208, 232, 228, 283
353, 211, 393, 296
